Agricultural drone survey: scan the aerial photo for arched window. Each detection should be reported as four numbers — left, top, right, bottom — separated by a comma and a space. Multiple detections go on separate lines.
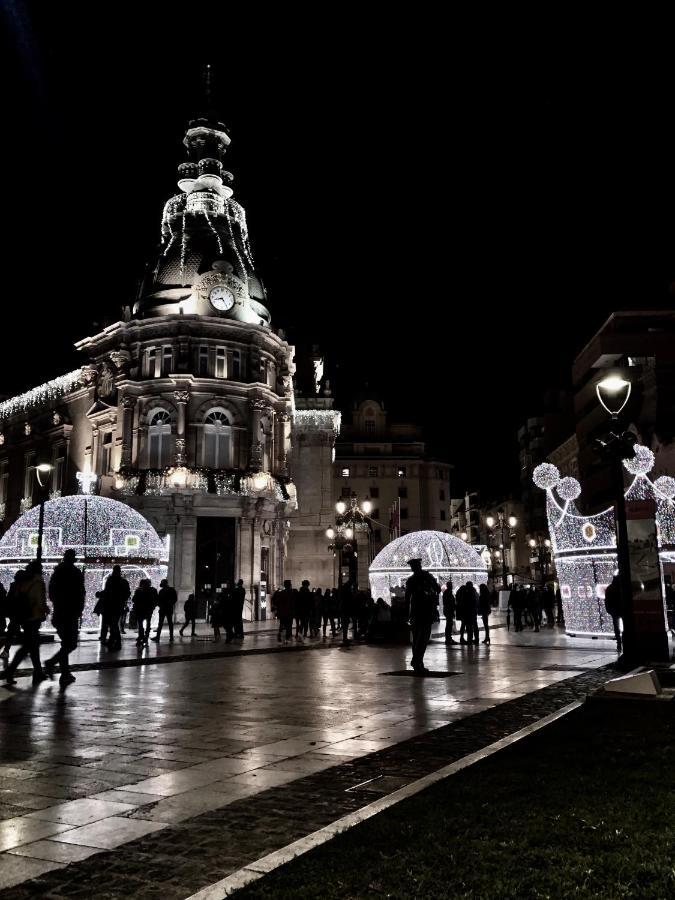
203, 409, 232, 469
148, 409, 172, 468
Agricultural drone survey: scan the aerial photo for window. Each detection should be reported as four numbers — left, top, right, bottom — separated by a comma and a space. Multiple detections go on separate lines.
439, 489, 445, 501
162, 346, 173, 376
145, 347, 157, 378
368, 466, 378, 477
370, 486, 379, 498
400, 508, 409, 520
398, 486, 408, 499
198, 346, 209, 377
440, 510, 446, 521
341, 467, 350, 477
398, 466, 407, 478
101, 432, 113, 475
203, 410, 232, 469
232, 350, 241, 381
148, 410, 172, 468
0, 461, 8, 504
365, 420, 375, 433
215, 347, 227, 378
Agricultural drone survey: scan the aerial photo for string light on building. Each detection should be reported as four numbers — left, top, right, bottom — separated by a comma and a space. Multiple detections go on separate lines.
0, 370, 82, 420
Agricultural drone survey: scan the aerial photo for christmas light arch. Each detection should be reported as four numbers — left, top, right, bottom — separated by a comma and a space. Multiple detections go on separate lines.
369, 530, 488, 602
0, 496, 169, 629
532, 455, 674, 637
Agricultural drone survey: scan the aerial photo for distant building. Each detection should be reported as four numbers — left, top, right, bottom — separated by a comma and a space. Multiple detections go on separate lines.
333, 399, 452, 587
450, 492, 528, 586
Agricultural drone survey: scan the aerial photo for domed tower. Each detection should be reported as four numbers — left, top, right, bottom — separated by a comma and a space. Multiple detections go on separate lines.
135, 105, 269, 326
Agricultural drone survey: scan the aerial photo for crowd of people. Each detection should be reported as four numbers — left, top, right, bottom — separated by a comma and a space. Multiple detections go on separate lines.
270, 580, 384, 645
506, 583, 563, 632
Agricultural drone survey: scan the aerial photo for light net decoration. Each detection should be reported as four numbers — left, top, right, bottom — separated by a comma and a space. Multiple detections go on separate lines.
556, 477, 582, 500
533, 453, 674, 637
623, 444, 655, 476
369, 531, 488, 603
0, 496, 168, 630
532, 462, 560, 490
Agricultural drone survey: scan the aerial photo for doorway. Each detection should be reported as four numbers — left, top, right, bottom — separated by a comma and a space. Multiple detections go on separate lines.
195, 517, 235, 620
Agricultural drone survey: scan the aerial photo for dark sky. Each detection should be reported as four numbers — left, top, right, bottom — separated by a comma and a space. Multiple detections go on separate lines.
3, 7, 675, 496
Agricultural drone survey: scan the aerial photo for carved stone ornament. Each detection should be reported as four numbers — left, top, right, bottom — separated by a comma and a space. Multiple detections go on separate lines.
174, 391, 190, 404
249, 440, 263, 469
175, 437, 186, 465
52, 412, 61, 426
121, 395, 137, 410
80, 366, 98, 385
250, 399, 269, 412
98, 364, 115, 398
110, 350, 131, 371
193, 267, 247, 302
24, 423, 31, 436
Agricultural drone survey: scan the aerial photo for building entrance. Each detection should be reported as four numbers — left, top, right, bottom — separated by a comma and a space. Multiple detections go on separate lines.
195, 517, 235, 620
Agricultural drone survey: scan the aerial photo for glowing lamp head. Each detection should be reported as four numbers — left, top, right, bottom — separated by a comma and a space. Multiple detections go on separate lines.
508, 515, 517, 528
544, 538, 551, 547
596, 375, 631, 417
529, 539, 536, 548
326, 527, 335, 540
344, 527, 354, 540
486, 516, 495, 528
335, 501, 346, 515
460, 531, 468, 541
252, 472, 268, 492
36, 463, 53, 488
170, 467, 188, 489
361, 500, 372, 515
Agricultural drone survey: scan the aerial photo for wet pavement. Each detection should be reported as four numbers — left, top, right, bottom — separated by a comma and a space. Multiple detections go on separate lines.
0, 616, 621, 894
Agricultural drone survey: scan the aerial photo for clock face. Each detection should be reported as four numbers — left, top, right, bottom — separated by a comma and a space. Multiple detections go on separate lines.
209, 286, 235, 311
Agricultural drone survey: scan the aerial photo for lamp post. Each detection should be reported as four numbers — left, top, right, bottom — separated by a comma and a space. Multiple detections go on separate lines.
594, 373, 636, 661
34, 463, 53, 565
326, 494, 374, 589
486, 509, 517, 590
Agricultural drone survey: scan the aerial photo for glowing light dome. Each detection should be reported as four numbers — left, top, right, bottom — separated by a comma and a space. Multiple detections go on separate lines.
369, 530, 488, 602
0, 496, 168, 629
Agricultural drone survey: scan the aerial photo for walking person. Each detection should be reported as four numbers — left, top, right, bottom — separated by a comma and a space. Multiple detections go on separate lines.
102, 565, 130, 651
153, 579, 177, 643
296, 580, 312, 641
340, 582, 357, 646
310, 588, 322, 638
210, 593, 224, 641
223, 585, 238, 643
233, 579, 246, 640
133, 579, 157, 647
604, 574, 623, 654
321, 587, 336, 639
456, 582, 468, 643
405, 558, 440, 674
44, 549, 85, 687
2, 561, 49, 686
479, 583, 492, 645
464, 580, 480, 645
179, 593, 197, 636
0, 581, 8, 636
273, 580, 295, 644
543, 584, 556, 627
1, 570, 28, 666
443, 581, 456, 643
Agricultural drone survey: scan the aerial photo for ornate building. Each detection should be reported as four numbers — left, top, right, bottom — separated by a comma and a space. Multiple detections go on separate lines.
0, 109, 297, 620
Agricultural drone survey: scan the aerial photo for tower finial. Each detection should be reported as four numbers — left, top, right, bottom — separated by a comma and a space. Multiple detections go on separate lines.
203, 63, 212, 110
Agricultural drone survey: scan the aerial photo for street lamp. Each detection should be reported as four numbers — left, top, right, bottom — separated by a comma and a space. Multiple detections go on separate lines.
593, 373, 639, 661
327, 494, 374, 588
486, 509, 517, 590
35, 463, 53, 565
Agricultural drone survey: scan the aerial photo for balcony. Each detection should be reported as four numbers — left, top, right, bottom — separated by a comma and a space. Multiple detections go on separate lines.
112, 467, 292, 503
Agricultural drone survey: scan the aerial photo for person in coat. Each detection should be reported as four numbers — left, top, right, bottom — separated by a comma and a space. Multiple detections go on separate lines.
296, 580, 312, 641
604, 575, 623, 654
133, 579, 157, 647
233, 579, 246, 640
478, 583, 492, 645
460, 581, 480, 645
272, 580, 296, 643
102, 565, 131, 651
180, 593, 197, 637
0, 570, 28, 665
44, 549, 86, 686
320, 587, 336, 639
405, 558, 440, 673
2, 561, 49, 685
442, 581, 456, 644
153, 579, 177, 643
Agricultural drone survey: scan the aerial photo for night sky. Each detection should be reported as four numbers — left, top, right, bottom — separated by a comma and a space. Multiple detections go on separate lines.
3, 8, 675, 496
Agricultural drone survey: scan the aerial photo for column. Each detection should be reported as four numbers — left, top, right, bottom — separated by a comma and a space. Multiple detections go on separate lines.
120, 395, 137, 467
276, 413, 291, 476
174, 390, 189, 466
249, 399, 267, 470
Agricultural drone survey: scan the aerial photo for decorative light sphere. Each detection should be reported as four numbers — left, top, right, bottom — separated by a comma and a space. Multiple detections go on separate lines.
654, 475, 675, 499
557, 477, 582, 501
532, 463, 560, 490
623, 444, 655, 475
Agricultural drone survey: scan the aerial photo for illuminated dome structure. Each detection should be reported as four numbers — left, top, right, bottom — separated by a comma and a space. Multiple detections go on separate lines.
0, 496, 168, 629
369, 530, 488, 601
532, 453, 674, 637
